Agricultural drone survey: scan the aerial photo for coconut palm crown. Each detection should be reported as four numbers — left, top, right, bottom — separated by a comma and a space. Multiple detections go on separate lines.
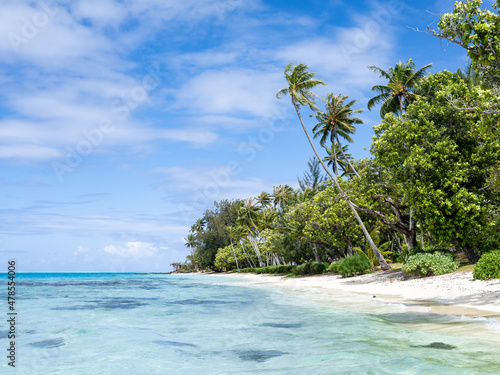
312, 93, 362, 147
367, 58, 432, 118
276, 62, 326, 111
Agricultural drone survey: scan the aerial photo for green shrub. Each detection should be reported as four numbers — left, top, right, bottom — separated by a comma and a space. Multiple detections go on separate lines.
276, 265, 294, 274
336, 253, 372, 277
291, 262, 326, 276
327, 262, 339, 274
401, 252, 459, 277
473, 250, 500, 280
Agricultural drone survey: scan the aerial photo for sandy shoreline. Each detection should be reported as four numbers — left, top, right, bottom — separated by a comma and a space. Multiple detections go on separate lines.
195, 270, 500, 319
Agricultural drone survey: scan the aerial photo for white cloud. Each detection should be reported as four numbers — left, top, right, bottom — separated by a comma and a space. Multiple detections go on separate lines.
102, 241, 161, 258
174, 69, 284, 117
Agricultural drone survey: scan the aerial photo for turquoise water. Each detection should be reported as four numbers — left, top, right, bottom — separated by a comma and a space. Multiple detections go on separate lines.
2, 273, 500, 374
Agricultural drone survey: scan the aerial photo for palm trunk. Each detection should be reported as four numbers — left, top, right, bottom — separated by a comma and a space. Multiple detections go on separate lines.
335, 135, 360, 178
292, 97, 390, 270
230, 239, 240, 272
247, 228, 264, 267
241, 241, 256, 268
331, 136, 339, 176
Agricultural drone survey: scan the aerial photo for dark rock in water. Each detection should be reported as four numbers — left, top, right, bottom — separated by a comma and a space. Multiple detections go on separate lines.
411, 342, 457, 350
52, 298, 148, 311
29, 338, 65, 348
261, 322, 303, 329
235, 350, 286, 362
153, 340, 197, 348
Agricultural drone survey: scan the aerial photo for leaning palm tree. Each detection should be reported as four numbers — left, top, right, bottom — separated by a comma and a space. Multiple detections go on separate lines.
312, 93, 362, 178
367, 58, 432, 118
277, 62, 390, 270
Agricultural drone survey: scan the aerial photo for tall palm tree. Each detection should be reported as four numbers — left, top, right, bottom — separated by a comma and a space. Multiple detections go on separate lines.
312, 93, 362, 178
368, 58, 432, 118
277, 62, 390, 270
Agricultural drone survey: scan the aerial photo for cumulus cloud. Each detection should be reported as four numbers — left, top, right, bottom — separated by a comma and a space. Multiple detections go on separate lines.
102, 241, 162, 258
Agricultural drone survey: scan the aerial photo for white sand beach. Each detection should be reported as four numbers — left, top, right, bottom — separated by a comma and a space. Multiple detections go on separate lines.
206, 270, 500, 318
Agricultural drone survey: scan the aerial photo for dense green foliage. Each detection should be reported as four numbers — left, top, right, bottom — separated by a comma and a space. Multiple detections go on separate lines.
473, 250, 500, 280
401, 253, 459, 277
335, 253, 372, 278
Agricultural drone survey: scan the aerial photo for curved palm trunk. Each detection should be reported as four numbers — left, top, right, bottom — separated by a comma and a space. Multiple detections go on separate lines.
292, 97, 390, 270
240, 241, 256, 268
230, 239, 240, 272
335, 135, 360, 178
246, 225, 264, 267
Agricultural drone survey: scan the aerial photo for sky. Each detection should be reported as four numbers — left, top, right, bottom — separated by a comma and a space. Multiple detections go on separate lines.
0, 0, 477, 272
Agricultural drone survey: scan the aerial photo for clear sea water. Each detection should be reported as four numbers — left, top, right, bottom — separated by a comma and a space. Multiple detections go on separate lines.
2, 273, 500, 374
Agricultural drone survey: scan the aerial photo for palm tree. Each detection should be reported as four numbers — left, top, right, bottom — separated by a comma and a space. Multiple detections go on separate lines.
368, 58, 432, 118
312, 93, 362, 178
323, 144, 355, 177
272, 185, 294, 211
184, 233, 196, 249
256, 191, 271, 208
277, 62, 390, 270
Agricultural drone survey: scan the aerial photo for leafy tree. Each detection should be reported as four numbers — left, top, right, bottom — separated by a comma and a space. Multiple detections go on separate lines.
372, 71, 500, 263
188, 200, 242, 269
423, 0, 500, 115
277, 63, 390, 270
214, 244, 255, 270
347, 159, 419, 250
368, 58, 432, 118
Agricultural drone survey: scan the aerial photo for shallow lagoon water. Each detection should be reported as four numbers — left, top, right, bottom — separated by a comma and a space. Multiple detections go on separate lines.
2, 273, 500, 374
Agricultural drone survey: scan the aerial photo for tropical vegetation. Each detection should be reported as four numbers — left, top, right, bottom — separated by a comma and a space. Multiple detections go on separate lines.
177, 1, 500, 280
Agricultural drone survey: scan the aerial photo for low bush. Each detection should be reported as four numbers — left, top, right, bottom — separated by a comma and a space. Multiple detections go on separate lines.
327, 262, 339, 274
336, 253, 372, 277
401, 252, 459, 277
473, 250, 500, 280
292, 262, 327, 276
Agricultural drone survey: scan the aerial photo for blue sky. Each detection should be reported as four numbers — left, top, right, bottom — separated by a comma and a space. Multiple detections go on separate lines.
0, 0, 474, 272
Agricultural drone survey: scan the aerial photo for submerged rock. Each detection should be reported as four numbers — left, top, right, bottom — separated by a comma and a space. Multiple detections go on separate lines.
235, 349, 286, 362
29, 338, 65, 348
411, 342, 457, 350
